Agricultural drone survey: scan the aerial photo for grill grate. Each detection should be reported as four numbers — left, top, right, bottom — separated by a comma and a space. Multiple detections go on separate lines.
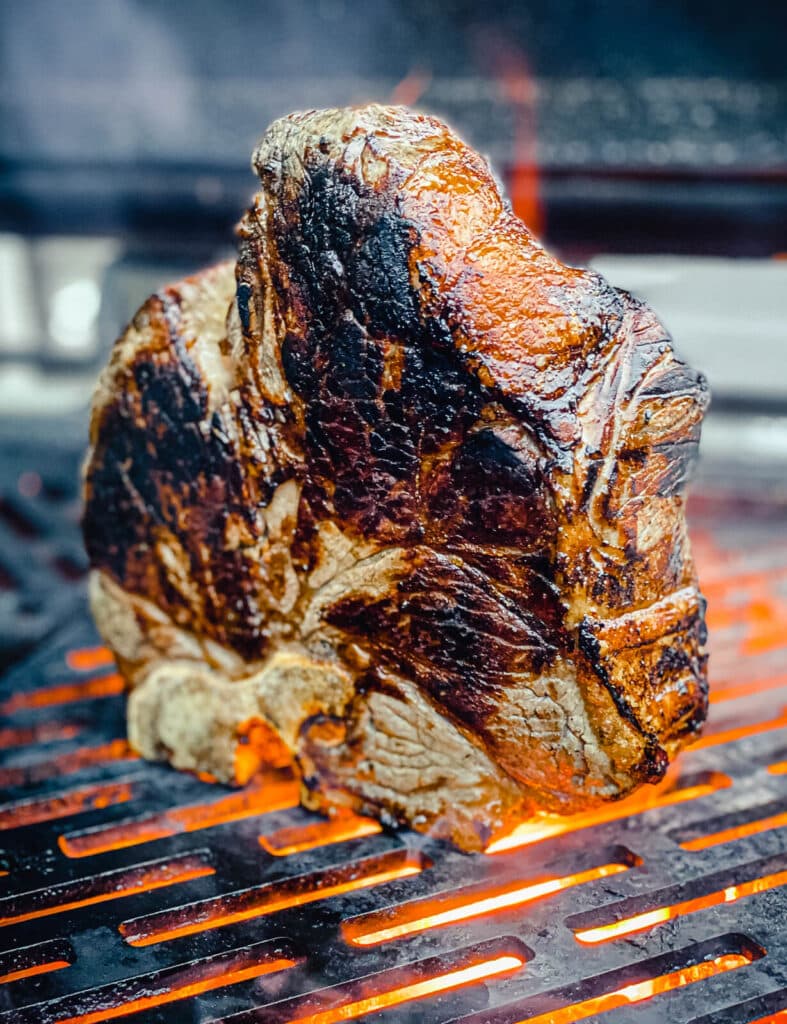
1, 473, 786, 1023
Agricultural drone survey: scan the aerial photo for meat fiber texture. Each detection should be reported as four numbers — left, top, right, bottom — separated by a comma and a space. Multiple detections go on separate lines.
83, 105, 709, 851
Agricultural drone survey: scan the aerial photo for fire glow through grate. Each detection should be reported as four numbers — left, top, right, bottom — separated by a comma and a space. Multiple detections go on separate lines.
0, 488, 786, 1022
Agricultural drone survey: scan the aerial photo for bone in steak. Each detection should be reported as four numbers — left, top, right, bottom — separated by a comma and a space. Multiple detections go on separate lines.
82, 105, 709, 851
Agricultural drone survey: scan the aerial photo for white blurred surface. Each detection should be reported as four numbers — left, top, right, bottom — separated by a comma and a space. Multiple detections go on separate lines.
591, 255, 787, 401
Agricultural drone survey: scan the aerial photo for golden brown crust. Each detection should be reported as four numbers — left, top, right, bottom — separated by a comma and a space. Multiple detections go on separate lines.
83, 104, 709, 850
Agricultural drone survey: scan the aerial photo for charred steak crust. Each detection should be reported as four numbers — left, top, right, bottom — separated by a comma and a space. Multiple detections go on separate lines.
83, 105, 709, 851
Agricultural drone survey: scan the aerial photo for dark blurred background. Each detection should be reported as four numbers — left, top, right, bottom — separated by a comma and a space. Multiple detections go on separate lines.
2, 0, 786, 376
0, 0, 785, 667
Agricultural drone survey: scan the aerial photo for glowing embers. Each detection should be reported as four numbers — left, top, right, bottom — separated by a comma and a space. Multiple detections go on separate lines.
0, 672, 125, 712
672, 799, 787, 852
259, 810, 382, 856
344, 848, 638, 948
120, 849, 425, 947
289, 959, 523, 1024
486, 771, 730, 854
0, 739, 136, 788
0, 851, 214, 928
0, 939, 74, 986
0, 722, 81, 748
513, 954, 757, 1024
569, 856, 787, 946
458, 936, 764, 1024
58, 771, 299, 858
709, 672, 787, 704
255, 939, 529, 1024
66, 646, 115, 672
8, 941, 297, 1024
691, 703, 787, 751
235, 718, 295, 785
0, 959, 71, 985
0, 779, 135, 830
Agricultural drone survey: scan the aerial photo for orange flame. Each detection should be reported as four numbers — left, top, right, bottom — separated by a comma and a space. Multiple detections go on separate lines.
288, 954, 525, 1024
54, 958, 297, 1024
486, 771, 730, 855
58, 773, 299, 858
690, 706, 787, 750
709, 673, 787, 704
681, 810, 787, 852
0, 959, 71, 986
259, 811, 381, 856
235, 718, 295, 784
121, 853, 423, 947
574, 868, 787, 944
0, 856, 214, 929
66, 646, 115, 672
0, 673, 125, 713
476, 31, 543, 238
0, 722, 81, 748
0, 781, 134, 831
0, 739, 136, 788
513, 953, 755, 1024
345, 861, 629, 948
389, 67, 432, 107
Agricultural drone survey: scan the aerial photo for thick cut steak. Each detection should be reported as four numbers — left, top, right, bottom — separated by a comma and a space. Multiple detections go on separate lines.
83, 105, 709, 850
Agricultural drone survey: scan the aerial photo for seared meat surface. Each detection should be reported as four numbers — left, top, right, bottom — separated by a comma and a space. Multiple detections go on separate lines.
83, 105, 709, 851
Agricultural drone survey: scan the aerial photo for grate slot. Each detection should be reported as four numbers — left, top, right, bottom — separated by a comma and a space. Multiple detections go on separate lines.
0, 940, 74, 987
0, 851, 214, 929
0, 780, 135, 830
570, 860, 787, 945
692, 704, 787, 751
689, 989, 787, 1024
65, 648, 114, 673
0, 499, 39, 540
451, 934, 766, 1024
0, 740, 136, 789
120, 848, 426, 947
671, 800, 787, 852
0, 723, 82, 749
259, 812, 382, 857
343, 848, 639, 949
211, 937, 531, 1024
575, 889, 784, 949
0, 674, 125, 713
57, 772, 300, 858
709, 672, 787, 704
1, 940, 298, 1024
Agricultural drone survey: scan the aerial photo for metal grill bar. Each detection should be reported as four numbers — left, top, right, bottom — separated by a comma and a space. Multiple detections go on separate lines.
1, 462, 786, 1022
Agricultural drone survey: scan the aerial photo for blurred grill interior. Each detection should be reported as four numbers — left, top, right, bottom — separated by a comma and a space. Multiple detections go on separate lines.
0, 2, 786, 1021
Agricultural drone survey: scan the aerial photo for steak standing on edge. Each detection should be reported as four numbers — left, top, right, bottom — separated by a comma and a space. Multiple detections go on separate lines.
83, 105, 709, 851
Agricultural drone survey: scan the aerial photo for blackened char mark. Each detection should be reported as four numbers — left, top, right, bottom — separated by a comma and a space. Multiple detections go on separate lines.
83, 302, 271, 661
275, 162, 420, 340
427, 428, 555, 549
326, 552, 559, 730
276, 154, 487, 539
576, 620, 668, 783
236, 281, 253, 333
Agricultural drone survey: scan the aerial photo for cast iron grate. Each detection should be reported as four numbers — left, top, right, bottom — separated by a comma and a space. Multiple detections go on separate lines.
0, 484, 786, 1023
0, 438, 87, 673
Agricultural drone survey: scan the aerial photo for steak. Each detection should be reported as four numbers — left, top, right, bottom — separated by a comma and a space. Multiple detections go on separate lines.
83, 105, 709, 851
